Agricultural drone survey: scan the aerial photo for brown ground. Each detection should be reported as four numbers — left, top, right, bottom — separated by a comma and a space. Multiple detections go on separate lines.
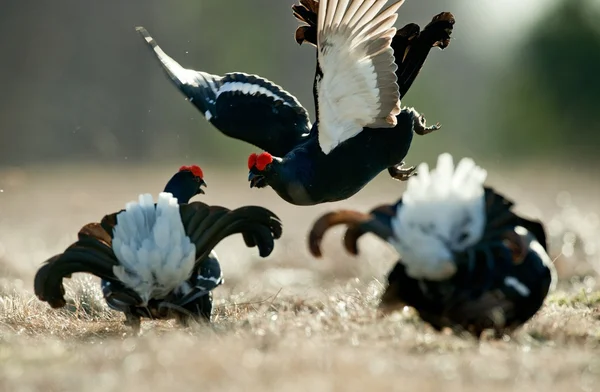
0, 163, 599, 392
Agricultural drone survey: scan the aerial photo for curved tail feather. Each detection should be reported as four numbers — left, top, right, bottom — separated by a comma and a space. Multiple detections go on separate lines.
307, 209, 394, 258
179, 203, 283, 269
342, 203, 398, 255
34, 223, 122, 308
35, 201, 283, 310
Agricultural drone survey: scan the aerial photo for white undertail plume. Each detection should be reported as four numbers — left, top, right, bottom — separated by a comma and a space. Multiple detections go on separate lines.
390, 153, 488, 281
112, 192, 196, 304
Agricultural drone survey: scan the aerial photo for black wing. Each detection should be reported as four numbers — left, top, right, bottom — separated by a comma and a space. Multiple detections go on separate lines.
137, 27, 312, 157
391, 12, 455, 98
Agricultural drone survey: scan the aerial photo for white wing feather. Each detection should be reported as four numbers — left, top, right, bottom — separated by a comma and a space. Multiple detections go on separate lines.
316, 0, 404, 154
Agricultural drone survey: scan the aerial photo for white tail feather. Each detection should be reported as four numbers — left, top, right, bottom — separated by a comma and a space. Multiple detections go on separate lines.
112, 192, 196, 304
390, 153, 488, 281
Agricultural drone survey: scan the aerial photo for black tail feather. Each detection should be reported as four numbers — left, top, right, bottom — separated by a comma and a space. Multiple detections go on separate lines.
343, 203, 398, 255
179, 203, 283, 269
34, 235, 120, 308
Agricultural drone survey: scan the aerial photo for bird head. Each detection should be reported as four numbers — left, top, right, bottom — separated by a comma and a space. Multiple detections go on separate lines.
247, 152, 275, 189
163, 165, 207, 203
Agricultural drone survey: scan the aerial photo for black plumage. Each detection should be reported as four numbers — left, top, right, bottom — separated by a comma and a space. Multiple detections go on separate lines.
137, 0, 455, 206
308, 186, 556, 338
101, 165, 219, 325
34, 167, 282, 332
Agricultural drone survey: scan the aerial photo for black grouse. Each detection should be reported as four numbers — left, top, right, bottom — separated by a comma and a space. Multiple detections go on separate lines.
99, 165, 222, 326
34, 166, 283, 332
309, 153, 557, 337
136, 0, 455, 205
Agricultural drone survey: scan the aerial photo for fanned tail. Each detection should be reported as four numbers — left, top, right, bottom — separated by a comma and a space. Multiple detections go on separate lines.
308, 208, 394, 258
33, 223, 124, 308
342, 203, 398, 255
179, 203, 283, 269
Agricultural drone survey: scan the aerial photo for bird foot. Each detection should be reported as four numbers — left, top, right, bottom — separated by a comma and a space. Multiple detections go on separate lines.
409, 108, 441, 135
124, 313, 141, 334
388, 162, 416, 181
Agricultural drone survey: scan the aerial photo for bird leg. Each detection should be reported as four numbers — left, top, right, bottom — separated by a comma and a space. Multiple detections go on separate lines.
406, 107, 441, 135
388, 162, 416, 181
124, 312, 141, 334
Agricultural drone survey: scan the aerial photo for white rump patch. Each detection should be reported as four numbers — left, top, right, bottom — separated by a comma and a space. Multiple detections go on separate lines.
390, 153, 488, 281
504, 276, 531, 297
217, 82, 292, 106
111, 192, 197, 304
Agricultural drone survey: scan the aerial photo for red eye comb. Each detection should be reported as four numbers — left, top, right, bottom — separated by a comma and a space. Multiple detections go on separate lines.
248, 152, 273, 171
179, 165, 204, 179
256, 153, 273, 171
248, 153, 258, 170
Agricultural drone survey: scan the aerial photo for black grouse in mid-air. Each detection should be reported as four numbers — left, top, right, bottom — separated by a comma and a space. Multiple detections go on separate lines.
137, 0, 455, 205
309, 153, 557, 337
34, 166, 283, 332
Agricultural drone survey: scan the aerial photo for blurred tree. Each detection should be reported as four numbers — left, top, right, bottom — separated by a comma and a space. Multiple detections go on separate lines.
492, 0, 600, 162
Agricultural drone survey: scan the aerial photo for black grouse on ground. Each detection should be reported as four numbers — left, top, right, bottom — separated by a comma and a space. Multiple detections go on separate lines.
99, 165, 221, 326
34, 166, 283, 332
309, 153, 557, 338
136, 0, 455, 205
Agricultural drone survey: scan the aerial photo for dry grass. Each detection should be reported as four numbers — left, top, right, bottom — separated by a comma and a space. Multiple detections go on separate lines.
0, 163, 599, 392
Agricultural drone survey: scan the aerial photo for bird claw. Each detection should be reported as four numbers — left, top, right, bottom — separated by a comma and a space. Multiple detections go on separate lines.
124, 312, 141, 334
413, 112, 441, 136
388, 162, 416, 181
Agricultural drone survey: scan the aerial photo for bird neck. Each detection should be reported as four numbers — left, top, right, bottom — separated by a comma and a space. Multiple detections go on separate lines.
163, 173, 198, 204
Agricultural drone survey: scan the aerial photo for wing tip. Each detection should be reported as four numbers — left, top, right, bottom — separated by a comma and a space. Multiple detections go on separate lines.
135, 26, 157, 48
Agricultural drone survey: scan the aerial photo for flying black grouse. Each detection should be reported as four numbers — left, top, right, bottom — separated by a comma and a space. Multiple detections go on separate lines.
34, 166, 283, 332
309, 153, 557, 337
136, 0, 455, 205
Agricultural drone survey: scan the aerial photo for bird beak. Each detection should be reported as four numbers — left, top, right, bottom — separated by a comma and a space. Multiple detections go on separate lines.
248, 171, 263, 188
198, 179, 207, 194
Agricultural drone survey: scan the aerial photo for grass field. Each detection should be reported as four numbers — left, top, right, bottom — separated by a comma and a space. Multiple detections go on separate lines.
0, 163, 599, 392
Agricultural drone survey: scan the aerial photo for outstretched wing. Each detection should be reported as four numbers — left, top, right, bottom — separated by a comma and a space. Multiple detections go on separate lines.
391, 12, 454, 97
137, 27, 312, 157
315, 0, 404, 154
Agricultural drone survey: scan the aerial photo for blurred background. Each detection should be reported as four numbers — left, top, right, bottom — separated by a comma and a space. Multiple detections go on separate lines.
2, 0, 599, 165
0, 0, 599, 285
